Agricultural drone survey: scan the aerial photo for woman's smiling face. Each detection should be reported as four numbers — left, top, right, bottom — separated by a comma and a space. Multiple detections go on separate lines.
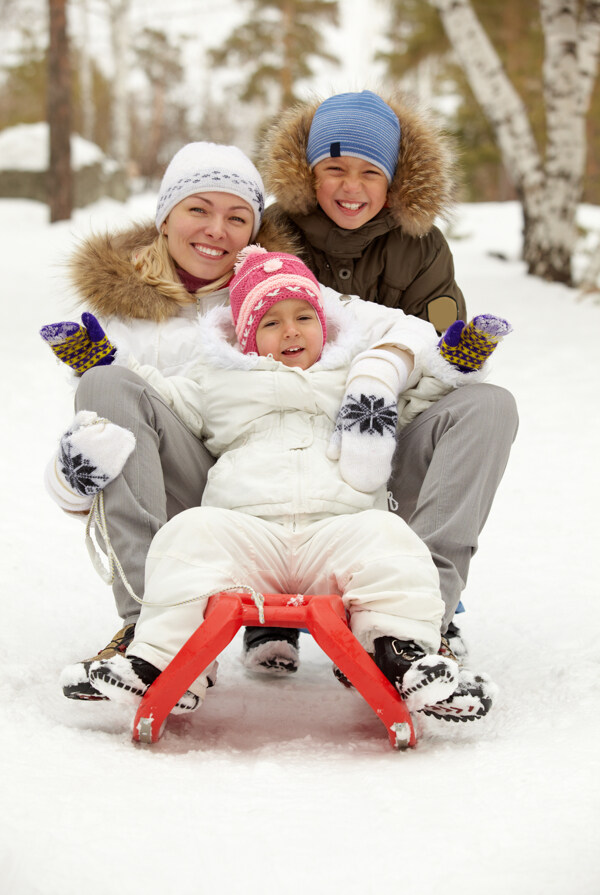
163, 192, 254, 280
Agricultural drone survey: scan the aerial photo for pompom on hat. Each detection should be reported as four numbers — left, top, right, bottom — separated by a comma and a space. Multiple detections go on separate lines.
155, 142, 265, 239
306, 91, 401, 183
229, 246, 327, 356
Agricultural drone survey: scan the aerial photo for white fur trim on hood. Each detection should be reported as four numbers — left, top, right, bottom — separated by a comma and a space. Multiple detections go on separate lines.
195, 286, 368, 372
421, 339, 490, 387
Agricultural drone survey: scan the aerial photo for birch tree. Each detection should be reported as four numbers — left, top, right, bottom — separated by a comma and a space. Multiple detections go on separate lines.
429, 0, 600, 284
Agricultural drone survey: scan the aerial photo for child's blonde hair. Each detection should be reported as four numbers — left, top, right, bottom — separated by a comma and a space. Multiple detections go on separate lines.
132, 233, 232, 305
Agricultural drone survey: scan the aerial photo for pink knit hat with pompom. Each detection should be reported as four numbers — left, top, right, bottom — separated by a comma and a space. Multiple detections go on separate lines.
229, 245, 327, 355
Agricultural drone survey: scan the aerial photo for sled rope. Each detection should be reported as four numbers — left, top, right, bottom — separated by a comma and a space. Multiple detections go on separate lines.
85, 492, 266, 621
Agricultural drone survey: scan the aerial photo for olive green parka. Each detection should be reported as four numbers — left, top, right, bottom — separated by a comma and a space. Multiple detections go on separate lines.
258, 93, 466, 333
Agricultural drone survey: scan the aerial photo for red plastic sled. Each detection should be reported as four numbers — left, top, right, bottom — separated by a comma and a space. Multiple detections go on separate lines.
132, 592, 416, 750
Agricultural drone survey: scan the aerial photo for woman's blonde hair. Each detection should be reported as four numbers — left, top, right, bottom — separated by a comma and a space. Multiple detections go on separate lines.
132, 233, 232, 305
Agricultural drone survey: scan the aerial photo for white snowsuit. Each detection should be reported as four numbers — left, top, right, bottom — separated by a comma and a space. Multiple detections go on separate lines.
124, 289, 464, 699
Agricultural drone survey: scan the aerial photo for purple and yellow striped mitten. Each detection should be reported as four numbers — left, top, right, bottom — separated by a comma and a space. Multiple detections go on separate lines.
40, 312, 116, 374
438, 314, 512, 372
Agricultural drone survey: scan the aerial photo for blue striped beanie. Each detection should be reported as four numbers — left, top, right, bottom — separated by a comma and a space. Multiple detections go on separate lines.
306, 91, 401, 183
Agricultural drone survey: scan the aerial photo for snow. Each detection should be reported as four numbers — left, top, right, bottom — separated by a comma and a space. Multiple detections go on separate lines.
2, 193, 599, 894
0, 122, 108, 172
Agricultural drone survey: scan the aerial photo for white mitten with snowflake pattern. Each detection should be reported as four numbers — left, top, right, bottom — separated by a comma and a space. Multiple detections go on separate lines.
44, 411, 135, 512
327, 349, 411, 493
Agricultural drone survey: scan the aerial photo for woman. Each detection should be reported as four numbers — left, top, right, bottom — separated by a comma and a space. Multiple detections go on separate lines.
44, 141, 293, 701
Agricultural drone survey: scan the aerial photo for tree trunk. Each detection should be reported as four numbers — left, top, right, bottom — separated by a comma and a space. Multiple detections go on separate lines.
109, 0, 130, 168
430, 0, 600, 285
521, 0, 582, 282
79, 0, 95, 141
147, 80, 166, 178
47, 0, 72, 222
579, 243, 600, 296
281, 1, 295, 108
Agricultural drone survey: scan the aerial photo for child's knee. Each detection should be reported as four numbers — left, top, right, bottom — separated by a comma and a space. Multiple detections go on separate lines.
151, 506, 232, 554
75, 365, 138, 419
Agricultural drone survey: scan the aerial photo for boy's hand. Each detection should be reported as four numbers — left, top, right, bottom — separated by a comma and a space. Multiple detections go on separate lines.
438, 314, 512, 372
40, 312, 116, 374
327, 377, 398, 493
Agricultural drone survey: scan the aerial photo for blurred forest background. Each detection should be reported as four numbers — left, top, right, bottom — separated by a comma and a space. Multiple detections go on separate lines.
1, 0, 599, 286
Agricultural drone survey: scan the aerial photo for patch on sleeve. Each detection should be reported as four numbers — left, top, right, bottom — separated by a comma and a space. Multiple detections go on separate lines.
427, 296, 460, 334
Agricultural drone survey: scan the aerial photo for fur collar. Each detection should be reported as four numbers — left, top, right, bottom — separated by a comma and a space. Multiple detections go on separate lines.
196, 290, 366, 372
67, 216, 298, 323
258, 92, 458, 238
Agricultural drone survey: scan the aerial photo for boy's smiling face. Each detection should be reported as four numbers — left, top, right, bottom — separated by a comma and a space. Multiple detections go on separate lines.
314, 156, 389, 230
255, 299, 323, 370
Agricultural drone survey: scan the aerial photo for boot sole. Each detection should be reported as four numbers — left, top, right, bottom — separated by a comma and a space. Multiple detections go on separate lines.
91, 668, 199, 714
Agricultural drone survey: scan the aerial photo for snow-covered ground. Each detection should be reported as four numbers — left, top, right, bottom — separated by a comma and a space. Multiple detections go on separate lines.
2, 194, 599, 894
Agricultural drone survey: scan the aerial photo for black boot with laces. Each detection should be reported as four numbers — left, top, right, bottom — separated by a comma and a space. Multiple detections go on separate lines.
372, 636, 458, 712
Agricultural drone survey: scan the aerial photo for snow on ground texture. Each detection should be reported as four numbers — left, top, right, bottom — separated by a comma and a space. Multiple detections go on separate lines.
1, 196, 598, 895
0, 122, 108, 171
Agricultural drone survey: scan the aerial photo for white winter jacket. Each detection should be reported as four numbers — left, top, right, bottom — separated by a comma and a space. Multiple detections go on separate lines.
127, 288, 462, 520
97, 286, 231, 377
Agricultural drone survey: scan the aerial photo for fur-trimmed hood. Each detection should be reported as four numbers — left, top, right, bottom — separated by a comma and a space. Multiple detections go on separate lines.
68, 215, 298, 323
193, 288, 369, 373
259, 92, 458, 239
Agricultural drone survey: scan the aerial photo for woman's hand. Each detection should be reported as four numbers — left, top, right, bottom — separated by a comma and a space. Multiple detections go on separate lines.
40, 312, 116, 374
44, 411, 136, 512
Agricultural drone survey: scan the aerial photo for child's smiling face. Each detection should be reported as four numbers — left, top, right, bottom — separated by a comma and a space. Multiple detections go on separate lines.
255, 299, 324, 370
313, 156, 389, 230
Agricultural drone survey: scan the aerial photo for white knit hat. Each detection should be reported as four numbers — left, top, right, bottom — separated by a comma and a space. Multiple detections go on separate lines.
155, 142, 265, 239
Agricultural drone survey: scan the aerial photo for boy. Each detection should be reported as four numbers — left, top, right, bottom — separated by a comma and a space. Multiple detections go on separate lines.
255, 90, 519, 670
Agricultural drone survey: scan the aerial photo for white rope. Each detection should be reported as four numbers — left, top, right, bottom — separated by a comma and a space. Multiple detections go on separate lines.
85, 492, 266, 621
387, 490, 399, 512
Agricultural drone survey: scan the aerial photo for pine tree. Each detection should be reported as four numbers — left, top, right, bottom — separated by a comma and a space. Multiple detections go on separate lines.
133, 28, 189, 178
210, 0, 340, 110
0, 30, 46, 129
47, 0, 72, 222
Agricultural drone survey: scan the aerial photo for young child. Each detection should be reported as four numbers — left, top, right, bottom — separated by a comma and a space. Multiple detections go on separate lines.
256, 90, 519, 668
49, 246, 509, 723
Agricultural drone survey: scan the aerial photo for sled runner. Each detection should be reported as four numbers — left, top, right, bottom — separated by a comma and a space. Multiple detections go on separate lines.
132, 591, 416, 749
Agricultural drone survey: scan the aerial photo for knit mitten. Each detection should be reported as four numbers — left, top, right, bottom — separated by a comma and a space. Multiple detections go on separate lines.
45, 411, 136, 511
328, 349, 410, 493
438, 314, 512, 372
40, 312, 116, 374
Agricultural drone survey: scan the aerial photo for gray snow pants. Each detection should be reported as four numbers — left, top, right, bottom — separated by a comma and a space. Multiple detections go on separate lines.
76, 367, 518, 631
75, 365, 215, 625
390, 382, 518, 630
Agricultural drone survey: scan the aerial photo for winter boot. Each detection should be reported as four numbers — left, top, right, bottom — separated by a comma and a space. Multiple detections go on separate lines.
60, 623, 136, 700
372, 637, 458, 712
419, 668, 497, 722
242, 626, 300, 674
444, 620, 468, 660
89, 653, 200, 714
